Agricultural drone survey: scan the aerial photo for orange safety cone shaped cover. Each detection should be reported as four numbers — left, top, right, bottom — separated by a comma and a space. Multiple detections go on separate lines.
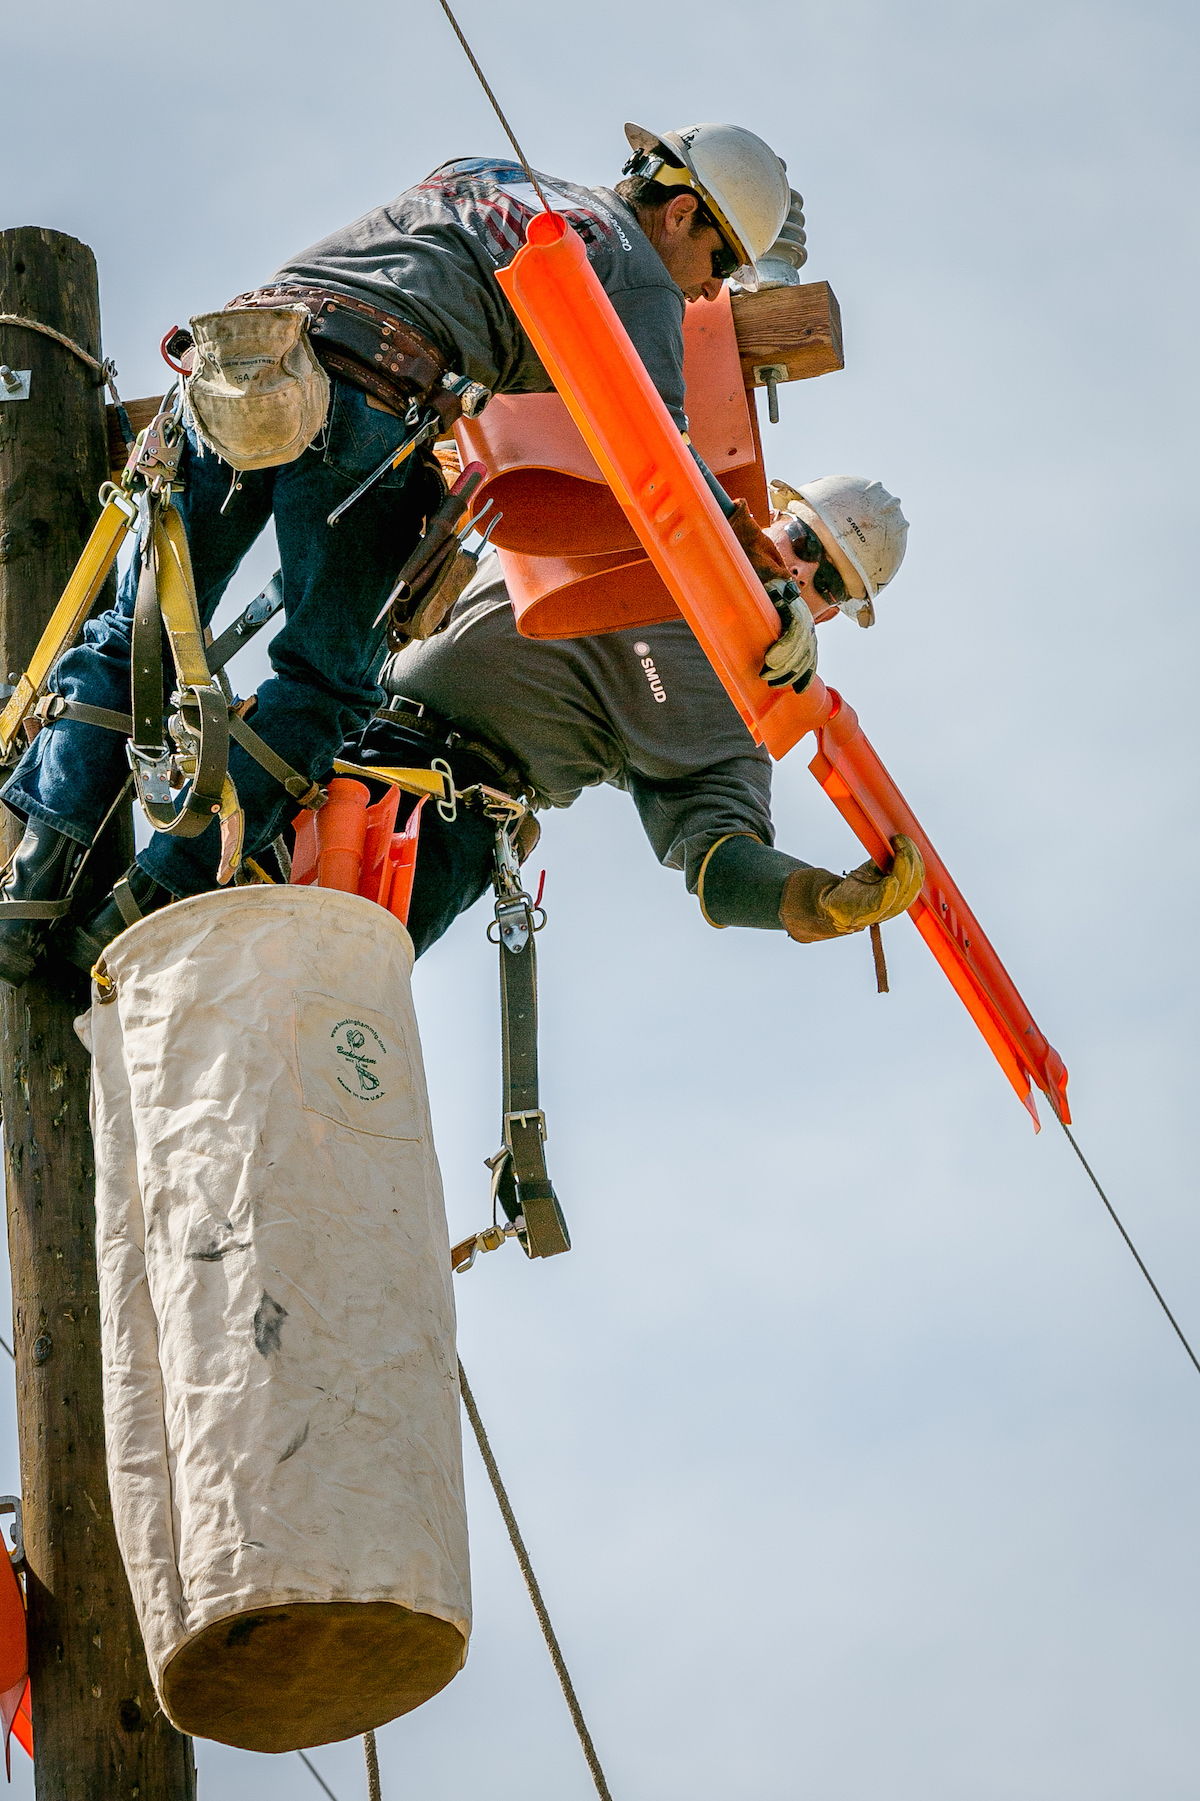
1, 1678, 30, 1775
387, 795, 429, 929
457, 285, 769, 636
0, 1540, 28, 1774
494, 212, 1069, 1127
7, 1679, 30, 1767
358, 786, 401, 906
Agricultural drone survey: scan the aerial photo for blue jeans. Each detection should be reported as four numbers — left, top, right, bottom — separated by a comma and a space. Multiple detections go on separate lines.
1, 382, 439, 896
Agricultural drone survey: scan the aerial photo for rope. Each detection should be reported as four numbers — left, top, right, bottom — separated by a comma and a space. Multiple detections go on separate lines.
0, 316, 120, 412
297, 1750, 342, 1799
0, 313, 111, 380
434, 1, 554, 214
363, 1728, 382, 1801
1057, 1117, 1200, 1378
458, 1360, 614, 1801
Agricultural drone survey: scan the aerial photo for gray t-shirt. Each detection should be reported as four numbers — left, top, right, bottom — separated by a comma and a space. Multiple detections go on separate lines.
382, 552, 774, 891
275, 158, 688, 426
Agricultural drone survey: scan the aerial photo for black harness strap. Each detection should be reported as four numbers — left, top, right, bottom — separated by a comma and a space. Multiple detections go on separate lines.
35, 697, 133, 735
130, 536, 166, 753
493, 892, 569, 1260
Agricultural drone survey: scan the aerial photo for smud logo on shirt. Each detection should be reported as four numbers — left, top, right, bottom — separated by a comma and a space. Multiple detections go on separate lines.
332, 1018, 388, 1102
634, 642, 667, 704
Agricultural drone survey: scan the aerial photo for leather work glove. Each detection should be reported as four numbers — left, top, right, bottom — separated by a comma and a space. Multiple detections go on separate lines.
760, 586, 818, 692
728, 498, 790, 582
779, 835, 924, 943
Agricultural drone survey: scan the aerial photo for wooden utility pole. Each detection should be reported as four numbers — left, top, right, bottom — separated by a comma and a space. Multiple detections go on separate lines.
0, 228, 196, 1798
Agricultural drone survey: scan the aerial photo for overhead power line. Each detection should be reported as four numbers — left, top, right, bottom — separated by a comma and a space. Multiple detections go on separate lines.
434, 0, 554, 213
459, 1360, 615, 1800
1057, 1118, 1200, 1379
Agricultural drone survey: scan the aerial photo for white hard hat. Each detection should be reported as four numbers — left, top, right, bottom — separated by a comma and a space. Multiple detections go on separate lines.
769, 476, 909, 628
623, 122, 791, 284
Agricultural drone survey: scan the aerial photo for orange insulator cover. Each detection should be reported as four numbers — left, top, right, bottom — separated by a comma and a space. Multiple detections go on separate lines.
457, 285, 766, 554
494, 213, 826, 759
458, 284, 769, 637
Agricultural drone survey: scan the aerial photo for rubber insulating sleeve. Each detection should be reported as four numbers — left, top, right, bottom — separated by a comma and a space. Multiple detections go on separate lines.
701, 834, 812, 930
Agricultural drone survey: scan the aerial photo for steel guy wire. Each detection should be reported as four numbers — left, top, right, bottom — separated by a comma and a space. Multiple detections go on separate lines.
297, 1749, 343, 1800
1057, 1117, 1200, 1379
434, 0, 554, 214
458, 1360, 615, 1801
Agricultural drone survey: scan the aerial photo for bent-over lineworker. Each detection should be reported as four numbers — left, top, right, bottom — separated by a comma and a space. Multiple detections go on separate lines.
345, 472, 921, 957
0, 121, 818, 983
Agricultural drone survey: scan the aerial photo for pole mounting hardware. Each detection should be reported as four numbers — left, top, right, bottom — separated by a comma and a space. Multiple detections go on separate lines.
752, 363, 789, 424
0, 1497, 24, 1569
0, 368, 30, 402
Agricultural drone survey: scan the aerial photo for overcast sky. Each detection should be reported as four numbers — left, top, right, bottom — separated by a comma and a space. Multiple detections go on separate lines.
3, 0, 1200, 1796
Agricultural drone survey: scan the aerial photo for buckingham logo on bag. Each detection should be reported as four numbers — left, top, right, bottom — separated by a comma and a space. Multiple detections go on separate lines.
332, 1018, 388, 1101
296, 990, 422, 1140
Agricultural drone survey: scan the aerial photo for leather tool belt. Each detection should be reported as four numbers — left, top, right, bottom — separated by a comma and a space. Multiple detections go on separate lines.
226, 285, 460, 426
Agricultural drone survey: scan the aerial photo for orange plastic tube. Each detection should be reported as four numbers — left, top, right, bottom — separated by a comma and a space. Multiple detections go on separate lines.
387, 795, 429, 928
310, 777, 370, 894
496, 213, 828, 759
809, 692, 1070, 1128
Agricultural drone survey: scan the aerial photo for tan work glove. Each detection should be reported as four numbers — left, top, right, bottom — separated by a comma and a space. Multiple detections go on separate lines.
728, 499, 789, 582
779, 835, 924, 943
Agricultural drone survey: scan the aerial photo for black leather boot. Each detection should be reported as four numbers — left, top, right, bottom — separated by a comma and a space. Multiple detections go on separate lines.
0, 817, 87, 987
64, 865, 172, 975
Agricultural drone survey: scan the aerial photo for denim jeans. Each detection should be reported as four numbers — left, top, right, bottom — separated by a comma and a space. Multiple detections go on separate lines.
1, 381, 439, 896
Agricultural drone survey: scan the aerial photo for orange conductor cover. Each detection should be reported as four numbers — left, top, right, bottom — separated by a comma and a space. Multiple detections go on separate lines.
809, 693, 1069, 1127
495, 213, 1069, 1128
495, 212, 823, 759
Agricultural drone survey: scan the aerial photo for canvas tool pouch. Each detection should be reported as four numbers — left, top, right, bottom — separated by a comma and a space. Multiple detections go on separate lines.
185, 305, 330, 470
79, 886, 471, 1752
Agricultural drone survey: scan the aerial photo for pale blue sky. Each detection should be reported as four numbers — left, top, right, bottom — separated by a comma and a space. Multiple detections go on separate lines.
3, 1, 1199, 1796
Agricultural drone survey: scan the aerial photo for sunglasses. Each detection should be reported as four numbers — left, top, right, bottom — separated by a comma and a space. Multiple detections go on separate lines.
694, 205, 742, 280
709, 239, 741, 281
782, 516, 848, 602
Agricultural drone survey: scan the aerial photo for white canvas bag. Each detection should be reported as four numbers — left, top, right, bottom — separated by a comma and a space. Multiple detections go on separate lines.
82, 886, 470, 1752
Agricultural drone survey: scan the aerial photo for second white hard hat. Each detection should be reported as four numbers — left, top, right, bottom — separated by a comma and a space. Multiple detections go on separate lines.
769, 476, 909, 628
623, 122, 791, 280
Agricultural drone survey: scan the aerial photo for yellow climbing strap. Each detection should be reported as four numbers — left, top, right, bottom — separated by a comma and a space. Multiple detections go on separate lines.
0, 488, 137, 756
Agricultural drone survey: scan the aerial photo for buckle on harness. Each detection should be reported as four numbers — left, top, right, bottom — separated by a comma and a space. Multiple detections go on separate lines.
493, 897, 530, 953
504, 1108, 547, 1149
126, 742, 174, 806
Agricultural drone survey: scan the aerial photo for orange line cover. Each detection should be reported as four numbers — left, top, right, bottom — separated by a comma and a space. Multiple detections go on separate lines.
496, 214, 1068, 1127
